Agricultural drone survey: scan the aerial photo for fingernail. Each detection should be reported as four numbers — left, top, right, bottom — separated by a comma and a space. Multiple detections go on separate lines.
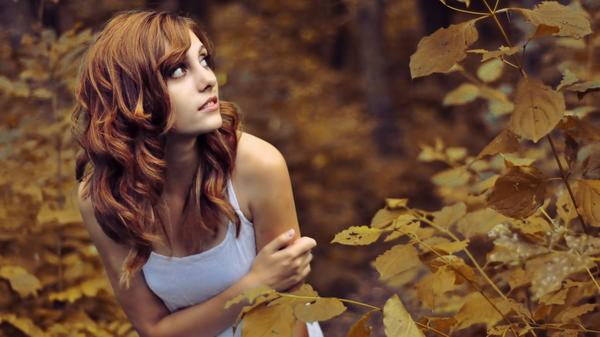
288, 229, 294, 237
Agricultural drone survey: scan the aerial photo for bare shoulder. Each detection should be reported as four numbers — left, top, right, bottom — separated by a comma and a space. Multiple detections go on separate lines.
233, 132, 300, 248
235, 131, 287, 175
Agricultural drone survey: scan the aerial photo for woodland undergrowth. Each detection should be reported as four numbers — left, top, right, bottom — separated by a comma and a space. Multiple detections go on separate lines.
229, 1, 600, 337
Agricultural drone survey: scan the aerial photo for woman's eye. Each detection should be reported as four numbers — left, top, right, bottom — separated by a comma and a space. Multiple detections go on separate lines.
200, 55, 209, 68
170, 66, 185, 78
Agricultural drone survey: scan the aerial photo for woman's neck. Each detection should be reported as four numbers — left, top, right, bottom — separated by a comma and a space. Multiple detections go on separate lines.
163, 133, 200, 199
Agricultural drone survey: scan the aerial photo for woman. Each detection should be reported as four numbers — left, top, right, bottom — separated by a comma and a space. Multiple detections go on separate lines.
72, 9, 322, 337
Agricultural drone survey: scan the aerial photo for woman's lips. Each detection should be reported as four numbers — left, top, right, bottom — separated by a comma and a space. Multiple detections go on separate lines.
198, 99, 219, 113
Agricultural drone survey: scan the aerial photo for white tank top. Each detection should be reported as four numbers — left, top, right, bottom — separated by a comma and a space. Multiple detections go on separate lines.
142, 179, 324, 337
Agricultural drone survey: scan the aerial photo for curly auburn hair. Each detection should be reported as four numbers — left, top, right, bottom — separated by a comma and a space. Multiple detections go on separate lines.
71, 10, 241, 289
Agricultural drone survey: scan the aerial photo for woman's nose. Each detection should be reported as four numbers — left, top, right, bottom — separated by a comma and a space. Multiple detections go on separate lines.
194, 67, 216, 92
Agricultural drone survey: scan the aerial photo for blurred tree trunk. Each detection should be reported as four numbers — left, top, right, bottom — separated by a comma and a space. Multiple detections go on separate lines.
0, 0, 35, 47
354, 0, 400, 156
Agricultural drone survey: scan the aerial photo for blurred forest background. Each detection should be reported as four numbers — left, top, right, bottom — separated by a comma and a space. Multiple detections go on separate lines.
1, 0, 599, 336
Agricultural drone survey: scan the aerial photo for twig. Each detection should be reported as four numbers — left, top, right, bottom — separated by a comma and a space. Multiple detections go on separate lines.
546, 134, 589, 234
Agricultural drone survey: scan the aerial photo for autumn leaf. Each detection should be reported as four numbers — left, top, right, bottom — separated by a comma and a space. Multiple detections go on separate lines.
371, 208, 406, 229
293, 297, 346, 322
556, 68, 580, 91
416, 266, 456, 309
431, 202, 466, 229
383, 294, 425, 337
515, 1, 592, 39
225, 285, 277, 310
0, 265, 41, 298
348, 310, 375, 337
0, 314, 46, 337
331, 226, 382, 245
487, 165, 547, 219
410, 18, 480, 78
384, 198, 408, 209
443, 83, 479, 106
454, 293, 505, 330
575, 179, 600, 227
565, 80, 600, 99
372, 244, 421, 285
477, 129, 520, 160
556, 303, 597, 323
242, 302, 295, 337
477, 58, 504, 83
467, 45, 521, 62
508, 77, 565, 143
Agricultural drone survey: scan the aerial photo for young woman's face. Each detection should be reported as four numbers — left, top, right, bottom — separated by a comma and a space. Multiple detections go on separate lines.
166, 30, 221, 136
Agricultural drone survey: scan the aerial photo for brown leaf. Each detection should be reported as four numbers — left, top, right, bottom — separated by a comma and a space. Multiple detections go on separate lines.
516, 1, 592, 39
509, 77, 565, 143
565, 80, 600, 99
487, 165, 548, 219
410, 19, 479, 78
558, 116, 600, 144
348, 310, 375, 337
477, 128, 520, 159
576, 179, 600, 227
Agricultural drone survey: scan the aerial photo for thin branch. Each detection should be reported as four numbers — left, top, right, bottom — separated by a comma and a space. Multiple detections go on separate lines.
546, 134, 589, 234
437, 0, 490, 16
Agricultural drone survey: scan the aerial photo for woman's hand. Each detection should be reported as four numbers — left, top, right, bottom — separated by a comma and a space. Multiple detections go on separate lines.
247, 229, 316, 292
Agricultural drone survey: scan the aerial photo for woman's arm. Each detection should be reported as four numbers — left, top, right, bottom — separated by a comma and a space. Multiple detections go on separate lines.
78, 185, 264, 337
235, 132, 311, 337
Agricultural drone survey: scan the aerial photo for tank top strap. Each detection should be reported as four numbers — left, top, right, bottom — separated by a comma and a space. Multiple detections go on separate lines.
226, 178, 242, 213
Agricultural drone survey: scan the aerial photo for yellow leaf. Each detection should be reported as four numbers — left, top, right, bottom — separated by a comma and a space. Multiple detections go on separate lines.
432, 166, 470, 188
293, 297, 346, 322
557, 303, 597, 323
467, 45, 520, 62
477, 58, 504, 83
445, 147, 467, 162
431, 239, 469, 255
565, 80, 600, 99
556, 68, 580, 91
432, 202, 466, 229
416, 266, 456, 309
477, 129, 520, 160
576, 180, 600, 227
225, 285, 277, 310
410, 18, 480, 78
384, 198, 408, 209
456, 208, 510, 238
455, 293, 504, 330
242, 302, 295, 337
516, 1, 592, 39
348, 310, 375, 337
488, 165, 547, 219
429, 255, 477, 284
509, 77, 565, 143
443, 83, 479, 106
372, 244, 421, 284
0, 314, 46, 337
0, 265, 41, 298
371, 208, 405, 229
331, 226, 382, 245
383, 294, 425, 337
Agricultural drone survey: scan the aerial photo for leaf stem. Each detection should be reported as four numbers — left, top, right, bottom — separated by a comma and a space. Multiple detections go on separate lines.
278, 293, 381, 311
546, 134, 589, 234
437, 0, 490, 16
480, 0, 526, 77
